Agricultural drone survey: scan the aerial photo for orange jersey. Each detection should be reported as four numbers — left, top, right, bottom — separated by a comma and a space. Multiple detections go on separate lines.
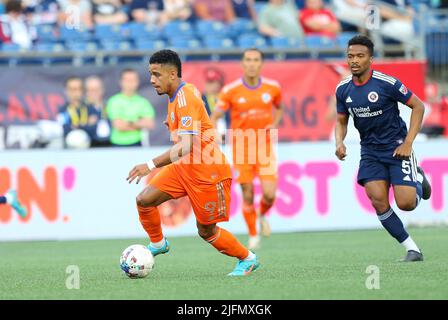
216, 77, 282, 130
165, 82, 232, 185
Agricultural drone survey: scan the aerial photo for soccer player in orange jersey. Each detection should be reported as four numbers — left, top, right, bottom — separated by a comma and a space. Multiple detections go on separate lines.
211, 48, 284, 250
126, 49, 259, 276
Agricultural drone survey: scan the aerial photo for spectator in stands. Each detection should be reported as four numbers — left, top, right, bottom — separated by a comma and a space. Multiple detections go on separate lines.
57, 0, 94, 30
299, 0, 341, 37
106, 69, 155, 147
194, 0, 236, 23
129, 0, 164, 24
85, 75, 111, 146
201, 66, 228, 142
92, 0, 129, 25
0, 0, 37, 49
23, 0, 61, 25
258, 0, 303, 38
231, 0, 257, 21
202, 66, 224, 115
57, 76, 100, 143
159, 0, 194, 25
377, 0, 415, 43
332, 0, 368, 28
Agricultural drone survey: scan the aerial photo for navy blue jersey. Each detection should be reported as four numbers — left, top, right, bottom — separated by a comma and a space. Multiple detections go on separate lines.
335, 70, 413, 148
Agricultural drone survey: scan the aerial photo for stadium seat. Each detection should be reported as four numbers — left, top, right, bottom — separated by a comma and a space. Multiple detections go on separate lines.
135, 39, 166, 51
196, 20, 230, 39
237, 34, 268, 49
1, 43, 27, 53
426, 31, 448, 65
163, 21, 195, 39
66, 41, 99, 52
59, 27, 92, 42
36, 24, 58, 42
34, 42, 65, 53
170, 38, 202, 50
94, 24, 125, 41
270, 37, 302, 49
228, 18, 256, 39
336, 32, 357, 48
203, 37, 235, 49
304, 35, 336, 49
100, 40, 134, 51
126, 22, 161, 41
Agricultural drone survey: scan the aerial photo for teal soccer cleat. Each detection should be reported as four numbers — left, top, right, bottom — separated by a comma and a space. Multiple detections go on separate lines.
147, 238, 170, 257
228, 255, 260, 276
7, 190, 27, 218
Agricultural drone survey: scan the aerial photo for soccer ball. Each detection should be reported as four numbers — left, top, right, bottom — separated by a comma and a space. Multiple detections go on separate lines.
65, 129, 91, 149
119, 244, 155, 278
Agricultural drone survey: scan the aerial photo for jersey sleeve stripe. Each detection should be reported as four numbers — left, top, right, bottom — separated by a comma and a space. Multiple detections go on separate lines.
178, 90, 186, 107
372, 75, 396, 85
372, 72, 397, 84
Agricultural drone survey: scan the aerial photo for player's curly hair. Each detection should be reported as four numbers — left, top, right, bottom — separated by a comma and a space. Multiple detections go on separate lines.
348, 35, 374, 56
149, 49, 182, 77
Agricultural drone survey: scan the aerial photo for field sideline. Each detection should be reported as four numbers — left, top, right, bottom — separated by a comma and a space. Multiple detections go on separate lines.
1, 227, 447, 300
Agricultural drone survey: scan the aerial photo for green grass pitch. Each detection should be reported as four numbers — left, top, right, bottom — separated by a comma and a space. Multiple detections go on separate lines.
1, 227, 447, 300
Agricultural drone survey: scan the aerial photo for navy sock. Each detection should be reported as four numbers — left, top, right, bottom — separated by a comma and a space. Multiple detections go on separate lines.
0, 196, 6, 204
378, 208, 409, 243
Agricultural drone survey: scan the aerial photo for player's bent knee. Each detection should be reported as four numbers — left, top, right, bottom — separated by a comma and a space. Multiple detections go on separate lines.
396, 200, 416, 212
197, 223, 216, 239
136, 194, 154, 208
263, 193, 276, 204
370, 199, 390, 214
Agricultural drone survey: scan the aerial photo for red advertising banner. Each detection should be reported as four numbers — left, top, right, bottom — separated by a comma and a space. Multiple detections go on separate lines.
182, 60, 426, 142
0, 60, 425, 144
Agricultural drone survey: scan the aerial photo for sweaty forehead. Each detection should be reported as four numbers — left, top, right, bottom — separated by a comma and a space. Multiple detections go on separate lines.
149, 63, 176, 74
347, 45, 369, 55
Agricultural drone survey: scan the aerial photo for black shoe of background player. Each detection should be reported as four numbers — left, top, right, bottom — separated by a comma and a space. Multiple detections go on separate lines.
399, 250, 424, 262
417, 166, 431, 200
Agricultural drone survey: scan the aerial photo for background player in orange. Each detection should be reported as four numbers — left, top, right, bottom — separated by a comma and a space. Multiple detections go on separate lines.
211, 48, 284, 250
126, 49, 259, 276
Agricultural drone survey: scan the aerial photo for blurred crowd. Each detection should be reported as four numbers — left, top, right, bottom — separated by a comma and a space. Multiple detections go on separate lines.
1, 0, 447, 50
24, 66, 228, 149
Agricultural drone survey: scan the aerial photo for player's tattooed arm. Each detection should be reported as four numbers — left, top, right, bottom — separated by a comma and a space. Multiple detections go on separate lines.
126, 134, 194, 184
393, 94, 425, 160
335, 113, 349, 161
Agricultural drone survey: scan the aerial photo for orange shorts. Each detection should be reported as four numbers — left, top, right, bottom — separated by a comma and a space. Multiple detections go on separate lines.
149, 164, 232, 225
233, 157, 278, 184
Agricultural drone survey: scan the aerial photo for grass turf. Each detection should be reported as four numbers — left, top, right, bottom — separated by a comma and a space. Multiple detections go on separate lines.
1, 227, 447, 300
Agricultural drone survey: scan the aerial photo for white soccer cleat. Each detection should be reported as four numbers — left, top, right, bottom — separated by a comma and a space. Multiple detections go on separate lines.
259, 216, 271, 237
248, 235, 260, 250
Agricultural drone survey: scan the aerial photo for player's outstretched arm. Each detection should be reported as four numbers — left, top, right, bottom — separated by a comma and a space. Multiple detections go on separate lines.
393, 94, 425, 160
335, 113, 349, 161
126, 134, 194, 184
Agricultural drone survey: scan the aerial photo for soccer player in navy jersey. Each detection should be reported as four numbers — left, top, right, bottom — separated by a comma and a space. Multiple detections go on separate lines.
334, 35, 431, 262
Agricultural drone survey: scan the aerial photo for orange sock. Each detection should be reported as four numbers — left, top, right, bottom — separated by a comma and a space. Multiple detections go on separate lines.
260, 199, 273, 216
242, 203, 257, 236
137, 205, 164, 243
205, 227, 249, 260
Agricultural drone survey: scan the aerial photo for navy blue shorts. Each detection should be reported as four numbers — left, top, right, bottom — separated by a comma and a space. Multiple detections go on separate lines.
357, 145, 419, 187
